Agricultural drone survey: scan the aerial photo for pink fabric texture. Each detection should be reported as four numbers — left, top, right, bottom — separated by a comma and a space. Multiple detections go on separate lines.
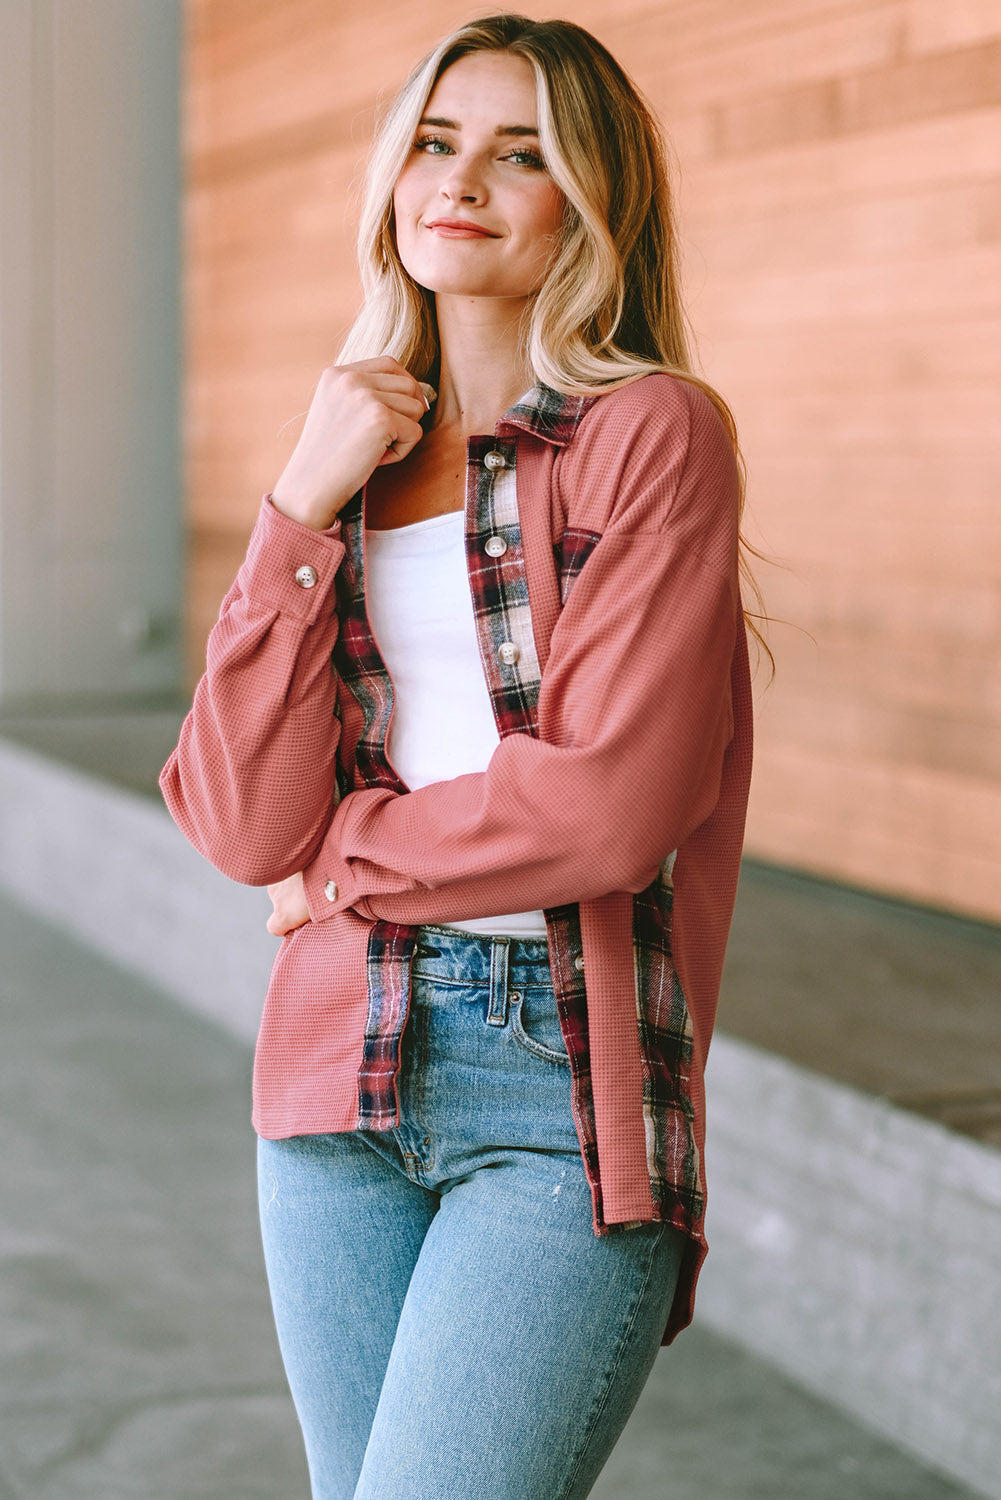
161, 373, 753, 1342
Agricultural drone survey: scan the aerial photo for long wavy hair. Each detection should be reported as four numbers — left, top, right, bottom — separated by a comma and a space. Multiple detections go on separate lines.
339, 13, 769, 660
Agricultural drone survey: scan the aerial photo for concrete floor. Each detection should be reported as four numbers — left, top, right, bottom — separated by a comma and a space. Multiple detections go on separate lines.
2, 894, 979, 1499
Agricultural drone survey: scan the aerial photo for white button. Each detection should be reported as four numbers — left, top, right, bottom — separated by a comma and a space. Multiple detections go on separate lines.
574, 955, 585, 972
498, 641, 520, 666
485, 535, 508, 558
295, 564, 318, 589
483, 450, 507, 471
323, 880, 338, 902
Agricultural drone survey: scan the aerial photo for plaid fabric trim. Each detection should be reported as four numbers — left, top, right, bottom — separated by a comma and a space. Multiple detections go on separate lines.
542, 901, 603, 1208
632, 866, 704, 1227
557, 527, 602, 605
334, 493, 407, 795
336, 493, 412, 1128
357, 920, 416, 1130
331, 388, 704, 1240
465, 438, 543, 738
500, 383, 598, 446
330, 688, 351, 803
462, 431, 607, 1224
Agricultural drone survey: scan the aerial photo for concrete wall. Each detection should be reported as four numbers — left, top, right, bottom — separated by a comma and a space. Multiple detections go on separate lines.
699, 1035, 1001, 1500
0, 0, 182, 708
184, 0, 1001, 924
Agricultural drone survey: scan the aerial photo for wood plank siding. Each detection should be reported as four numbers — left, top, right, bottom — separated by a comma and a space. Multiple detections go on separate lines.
185, 0, 1001, 922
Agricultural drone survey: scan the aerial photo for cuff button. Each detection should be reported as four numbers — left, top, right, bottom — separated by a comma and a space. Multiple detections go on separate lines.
295, 564, 318, 589
323, 879, 338, 902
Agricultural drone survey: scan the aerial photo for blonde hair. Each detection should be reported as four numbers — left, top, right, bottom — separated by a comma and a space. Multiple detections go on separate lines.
340, 13, 769, 662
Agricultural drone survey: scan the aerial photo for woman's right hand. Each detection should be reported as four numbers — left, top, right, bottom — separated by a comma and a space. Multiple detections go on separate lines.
270, 356, 435, 530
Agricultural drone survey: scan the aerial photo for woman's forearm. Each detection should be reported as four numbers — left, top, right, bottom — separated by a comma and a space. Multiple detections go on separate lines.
299, 387, 743, 925
160, 498, 347, 885
302, 541, 739, 924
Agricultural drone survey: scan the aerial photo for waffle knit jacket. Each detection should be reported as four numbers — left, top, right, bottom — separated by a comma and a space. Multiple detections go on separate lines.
161, 372, 753, 1344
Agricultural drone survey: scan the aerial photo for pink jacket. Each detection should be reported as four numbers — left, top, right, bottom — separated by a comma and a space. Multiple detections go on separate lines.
161, 373, 753, 1342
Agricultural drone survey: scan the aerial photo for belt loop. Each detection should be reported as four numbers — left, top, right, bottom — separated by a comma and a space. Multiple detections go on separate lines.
487, 937, 510, 1026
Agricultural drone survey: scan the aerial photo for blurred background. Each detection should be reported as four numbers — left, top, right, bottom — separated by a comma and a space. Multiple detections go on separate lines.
1, 2, 999, 1498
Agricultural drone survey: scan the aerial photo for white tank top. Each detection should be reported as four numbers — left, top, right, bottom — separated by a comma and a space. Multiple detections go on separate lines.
365, 509, 547, 938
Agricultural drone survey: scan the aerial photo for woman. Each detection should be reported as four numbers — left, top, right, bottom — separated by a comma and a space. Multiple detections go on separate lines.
162, 14, 756, 1498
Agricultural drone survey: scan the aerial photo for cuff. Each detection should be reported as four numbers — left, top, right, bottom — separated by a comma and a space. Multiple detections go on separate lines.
234, 495, 347, 625
300, 786, 400, 922
303, 846, 358, 923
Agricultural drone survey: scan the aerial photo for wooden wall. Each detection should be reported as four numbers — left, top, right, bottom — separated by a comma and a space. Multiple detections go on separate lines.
185, 0, 1001, 923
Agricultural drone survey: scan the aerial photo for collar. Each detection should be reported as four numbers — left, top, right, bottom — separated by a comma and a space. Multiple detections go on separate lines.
496, 382, 598, 448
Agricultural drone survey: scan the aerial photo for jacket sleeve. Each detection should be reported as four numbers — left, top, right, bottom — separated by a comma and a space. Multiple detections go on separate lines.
301, 383, 743, 926
159, 498, 347, 885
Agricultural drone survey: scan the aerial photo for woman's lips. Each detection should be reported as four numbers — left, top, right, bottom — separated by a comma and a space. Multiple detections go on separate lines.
424, 219, 499, 238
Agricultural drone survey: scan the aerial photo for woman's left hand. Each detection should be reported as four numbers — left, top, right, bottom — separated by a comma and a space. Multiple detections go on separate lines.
267, 873, 310, 936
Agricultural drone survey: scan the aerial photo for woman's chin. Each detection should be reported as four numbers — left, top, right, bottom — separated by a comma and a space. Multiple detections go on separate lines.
399, 257, 534, 305
419, 278, 536, 306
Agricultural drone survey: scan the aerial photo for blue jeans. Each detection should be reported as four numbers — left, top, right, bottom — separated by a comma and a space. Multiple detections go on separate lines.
258, 925, 685, 1500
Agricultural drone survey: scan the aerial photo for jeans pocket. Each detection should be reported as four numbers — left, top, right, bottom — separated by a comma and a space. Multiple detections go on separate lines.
509, 985, 570, 1066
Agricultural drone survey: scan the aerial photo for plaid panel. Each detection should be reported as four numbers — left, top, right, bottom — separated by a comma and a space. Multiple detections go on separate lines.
357, 920, 417, 1129
632, 867, 704, 1227
330, 683, 352, 803
500, 383, 598, 446
330, 388, 704, 1237
542, 901, 603, 1216
334, 493, 407, 795
465, 438, 544, 739
461, 429, 608, 1223
557, 527, 602, 605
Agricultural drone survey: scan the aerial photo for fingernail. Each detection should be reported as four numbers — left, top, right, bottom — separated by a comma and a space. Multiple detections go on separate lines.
419, 382, 437, 409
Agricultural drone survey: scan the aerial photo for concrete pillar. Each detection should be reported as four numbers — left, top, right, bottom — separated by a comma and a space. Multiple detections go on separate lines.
0, 0, 182, 708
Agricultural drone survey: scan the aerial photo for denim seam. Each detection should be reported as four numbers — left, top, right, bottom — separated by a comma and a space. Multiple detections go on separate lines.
405, 983, 432, 1135
487, 938, 511, 1027
509, 997, 571, 1067
554, 1223, 670, 1500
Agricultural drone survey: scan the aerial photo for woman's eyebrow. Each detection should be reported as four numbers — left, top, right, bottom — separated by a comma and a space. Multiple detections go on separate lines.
419, 115, 539, 137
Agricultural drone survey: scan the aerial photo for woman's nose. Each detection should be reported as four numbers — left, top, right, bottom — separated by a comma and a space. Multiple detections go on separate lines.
439, 159, 486, 204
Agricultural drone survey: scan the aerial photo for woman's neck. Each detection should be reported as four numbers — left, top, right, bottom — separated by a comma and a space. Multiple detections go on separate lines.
431, 294, 536, 437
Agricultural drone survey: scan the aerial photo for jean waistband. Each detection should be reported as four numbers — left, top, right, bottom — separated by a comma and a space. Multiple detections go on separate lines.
411, 925, 553, 987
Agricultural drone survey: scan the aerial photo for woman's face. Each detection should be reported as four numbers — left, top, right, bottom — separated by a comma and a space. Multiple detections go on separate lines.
393, 52, 565, 303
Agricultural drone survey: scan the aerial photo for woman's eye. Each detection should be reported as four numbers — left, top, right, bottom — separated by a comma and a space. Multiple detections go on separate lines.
412, 135, 544, 170
414, 135, 453, 156
505, 148, 545, 169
